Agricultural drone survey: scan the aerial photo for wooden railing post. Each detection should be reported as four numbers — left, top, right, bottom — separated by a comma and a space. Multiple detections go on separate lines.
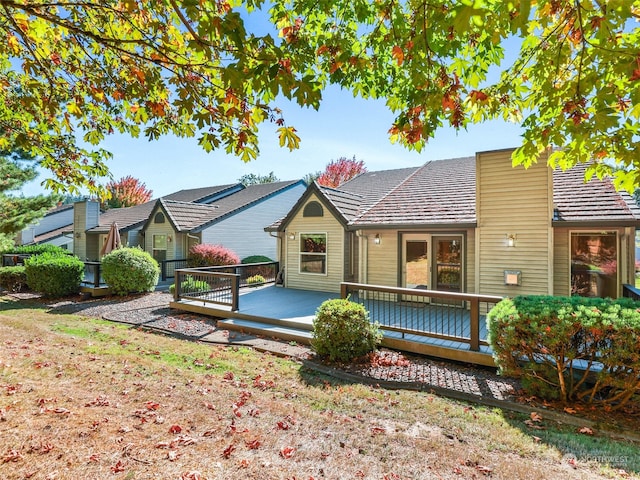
94, 263, 101, 287
231, 275, 240, 311
174, 269, 182, 301
160, 260, 167, 281
469, 297, 480, 351
340, 282, 349, 299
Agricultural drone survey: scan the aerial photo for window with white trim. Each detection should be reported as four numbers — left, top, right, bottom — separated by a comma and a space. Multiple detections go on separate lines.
300, 233, 327, 274
153, 234, 167, 262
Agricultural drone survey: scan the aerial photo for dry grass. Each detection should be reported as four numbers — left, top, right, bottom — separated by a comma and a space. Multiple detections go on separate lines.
0, 300, 638, 480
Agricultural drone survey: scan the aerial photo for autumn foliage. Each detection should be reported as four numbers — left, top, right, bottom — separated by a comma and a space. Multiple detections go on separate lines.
316, 156, 367, 188
104, 176, 153, 209
187, 244, 240, 268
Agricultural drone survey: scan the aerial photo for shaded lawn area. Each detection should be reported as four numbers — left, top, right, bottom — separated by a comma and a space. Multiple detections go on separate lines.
0, 299, 638, 479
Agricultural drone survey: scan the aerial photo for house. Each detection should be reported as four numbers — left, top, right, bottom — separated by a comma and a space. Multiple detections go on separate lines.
268, 148, 640, 299
16, 203, 75, 249
70, 180, 306, 265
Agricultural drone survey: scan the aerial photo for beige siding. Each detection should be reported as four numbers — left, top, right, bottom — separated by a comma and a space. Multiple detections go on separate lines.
367, 231, 399, 287
144, 207, 178, 261
285, 194, 344, 292
553, 228, 570, 295
476, 149, 553, 296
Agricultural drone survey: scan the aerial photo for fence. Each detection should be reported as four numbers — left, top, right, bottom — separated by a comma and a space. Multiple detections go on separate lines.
341, 282, 502, 351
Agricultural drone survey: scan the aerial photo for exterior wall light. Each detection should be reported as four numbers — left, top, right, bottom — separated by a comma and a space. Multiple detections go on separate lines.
374, 234, 381, 245
288, 232, 296, 240
506, 233, 517, 247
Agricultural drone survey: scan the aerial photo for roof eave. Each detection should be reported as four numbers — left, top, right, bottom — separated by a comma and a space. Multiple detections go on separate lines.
552, 219, 640, 228
348, 222, 478, 230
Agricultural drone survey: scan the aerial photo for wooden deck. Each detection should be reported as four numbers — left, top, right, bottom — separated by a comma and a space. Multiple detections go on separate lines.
170, 285, 496, 366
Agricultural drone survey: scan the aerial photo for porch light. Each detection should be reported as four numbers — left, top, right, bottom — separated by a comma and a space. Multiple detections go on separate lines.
506, 233, 516, 247
374, 234, 381, 245
288, 232, 296, 240
167, 234, 172, 242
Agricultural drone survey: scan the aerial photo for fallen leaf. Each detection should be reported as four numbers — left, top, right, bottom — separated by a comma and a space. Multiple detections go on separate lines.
564, 407, 577, 414
578, 426, 594, 435
222, 444, 235, 459
280, 446, 296, 459
110, 460, 126, 473
169, 424, 182, 434
530, 412, 542, 423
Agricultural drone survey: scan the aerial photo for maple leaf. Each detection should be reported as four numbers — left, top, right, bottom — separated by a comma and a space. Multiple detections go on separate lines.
169, 424, 182, 434
578, 426, 594, 435
110, 460, 126, 473
530, 412, 542, 422
391, 45, 404, 66
245, 439, 261, 450
181, 472, 204, 480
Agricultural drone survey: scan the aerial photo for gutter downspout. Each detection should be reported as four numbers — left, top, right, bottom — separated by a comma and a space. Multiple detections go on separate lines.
356, 230, 368, 286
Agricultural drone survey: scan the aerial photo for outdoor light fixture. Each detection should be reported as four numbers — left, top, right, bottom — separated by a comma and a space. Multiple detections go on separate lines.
506, 233, 517, 247
374, 234, 381, 245
288, 232, 296, 240
167, 234, 172, 242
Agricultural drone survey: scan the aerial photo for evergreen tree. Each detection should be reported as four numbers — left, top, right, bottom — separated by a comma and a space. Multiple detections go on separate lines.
0, 148, 59, 246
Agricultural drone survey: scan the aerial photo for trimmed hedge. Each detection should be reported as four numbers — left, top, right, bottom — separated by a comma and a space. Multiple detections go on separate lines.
24, 252, 84, 297
488, 295, 640, 409
312, 298, 382, 362
102, 247, 159, 296
0, 266, 28, 292
1, 244, 69, 256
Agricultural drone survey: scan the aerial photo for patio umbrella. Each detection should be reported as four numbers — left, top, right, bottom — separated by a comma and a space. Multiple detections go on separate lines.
100, 222, 122, 256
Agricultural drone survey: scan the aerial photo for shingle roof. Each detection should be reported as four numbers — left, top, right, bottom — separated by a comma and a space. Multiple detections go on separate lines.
353, 157, 476, 226
87, 183, 244, 233
339, 167, 420, 208
352, 157, 640, 227
88, 202, 155, 233
161, 200, 221, 231
160, 180, 303, 232
33, 225, 72, 244
553, 163, 640, 223
318, 186, 364, 221
162, 184, 241, 203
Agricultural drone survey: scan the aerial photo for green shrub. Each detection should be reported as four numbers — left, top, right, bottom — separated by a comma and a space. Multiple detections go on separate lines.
312, 298, 382, 362
187, 244, 239, 268
102, 247, 159, 296
241, 255, 275, 279
0, 266, 28, 292
488, 295, 640, 409
169, 275, 209, 295
24, 252, 84, 297
246, 274, 266, 285
2, 244, 68, 256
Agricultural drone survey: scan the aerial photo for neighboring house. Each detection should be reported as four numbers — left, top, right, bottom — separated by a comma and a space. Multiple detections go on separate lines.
16, 203, 75, 249
140, 180, 307, 262
268, 148, 640, 299
67, 180, 306, 265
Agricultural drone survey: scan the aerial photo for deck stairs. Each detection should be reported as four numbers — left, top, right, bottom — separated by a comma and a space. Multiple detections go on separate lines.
216, 314, 315, 345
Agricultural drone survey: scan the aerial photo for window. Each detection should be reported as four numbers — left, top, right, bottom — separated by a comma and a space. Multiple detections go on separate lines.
154, 212, 165, 224
153, 234, 167, 262
300, 233, 327, 274
303, 201, 323, 217
571, 232, 617, 298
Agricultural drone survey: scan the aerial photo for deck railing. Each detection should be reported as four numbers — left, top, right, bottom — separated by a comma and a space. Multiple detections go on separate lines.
160, 259, 189, 281
82, 261, 103, 287
341, 282, 503, 351
173, 261, 280, 310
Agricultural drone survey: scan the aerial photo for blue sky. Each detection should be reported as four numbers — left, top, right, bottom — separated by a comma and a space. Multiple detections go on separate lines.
22, 84, 524, 198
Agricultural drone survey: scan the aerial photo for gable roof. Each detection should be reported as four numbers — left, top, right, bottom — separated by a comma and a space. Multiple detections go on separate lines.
86, 183, 245, 234
269, 167, 421, 231
146, 180, 305, 233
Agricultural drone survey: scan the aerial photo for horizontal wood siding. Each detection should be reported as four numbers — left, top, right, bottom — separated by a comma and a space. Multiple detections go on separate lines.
367, 231, 399, 287
476, 150, 553, 296
466, 229, 476, 293
145, 207, 177, 261
553, 228, 570, 296
285, 193, 344, 293
201, 184, 305, 261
